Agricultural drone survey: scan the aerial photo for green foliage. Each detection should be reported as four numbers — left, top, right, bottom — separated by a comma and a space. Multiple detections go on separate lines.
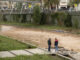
0, 14, 3, 22
57, 12, 67, 26
40, 12, 47, 25
21, 14, 27, 23
64, 13, 72, 27
73, 0, 80, 4
15, 2, 22, 9
12, 14, 21, 22
0, 35, 36, 51
3, 15, 7, 22
11, 14, 27, 23
51, 12, 67, 26
51, 13, 56, 25
44, 0, 59, 10
68, 0, 74, 6
33, 5, 41, 24
73, 19, 79, 29
52, 0, 59, 5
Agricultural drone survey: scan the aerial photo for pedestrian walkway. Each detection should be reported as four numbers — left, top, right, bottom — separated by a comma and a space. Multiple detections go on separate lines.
0, 48, 77, 60
0, 48, 54, 58
70, 52, 80, 60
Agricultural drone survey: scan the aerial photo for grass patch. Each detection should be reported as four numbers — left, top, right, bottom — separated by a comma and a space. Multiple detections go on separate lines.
0, 35, 36, 51
0, 55, 69, 60
0, 22, 73, 30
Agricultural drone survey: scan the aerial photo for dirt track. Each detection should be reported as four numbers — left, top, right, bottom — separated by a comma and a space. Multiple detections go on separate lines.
0, 25, 80, 52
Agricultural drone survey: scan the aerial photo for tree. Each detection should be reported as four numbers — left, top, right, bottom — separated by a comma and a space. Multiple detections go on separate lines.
51, 13, 56, 25
12, 14, 21, 22
15, 2, 22, 9
3, 15, 7, 22
54, 12, 67, 26
58, 12, 67, 26
44, 0, 59, 10
51, 0, 59, 11
69, 0, 80, 6
33, 5, 41, 24
73, 18, 79, 29
40, 12, 47, 25
64, 13, 72, 27
21, 14, 27, 23
73, 0, 80, 4
0, 14, 3, 22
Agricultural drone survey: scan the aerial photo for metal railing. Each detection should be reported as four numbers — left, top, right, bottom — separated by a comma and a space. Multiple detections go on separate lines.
0, 9, 50, 14
0, 0, 41, 3
0, 8, 80, 15
0, 9, 33, 14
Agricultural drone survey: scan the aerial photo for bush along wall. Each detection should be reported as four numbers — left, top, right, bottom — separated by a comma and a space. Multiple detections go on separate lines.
40, 12, 47, 25
51, 12, 68, 26
33, 5, 41, 24
64, 13, 72, 27
72, 17, 79, 29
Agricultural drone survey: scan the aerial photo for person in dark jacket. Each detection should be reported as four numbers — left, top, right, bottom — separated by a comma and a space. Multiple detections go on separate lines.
54, 38, 58, 52
48, 38, 51, 52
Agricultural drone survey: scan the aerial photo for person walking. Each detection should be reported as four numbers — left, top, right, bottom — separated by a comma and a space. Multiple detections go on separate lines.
54, 38, 58, 52
48, 38, 51, 52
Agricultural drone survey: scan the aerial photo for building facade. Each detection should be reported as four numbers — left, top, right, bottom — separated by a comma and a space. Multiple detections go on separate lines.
59, 0, 70, 9
0, 0, 41, 10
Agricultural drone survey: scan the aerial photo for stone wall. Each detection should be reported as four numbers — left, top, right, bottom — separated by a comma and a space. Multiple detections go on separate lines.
1, 14, 32, 23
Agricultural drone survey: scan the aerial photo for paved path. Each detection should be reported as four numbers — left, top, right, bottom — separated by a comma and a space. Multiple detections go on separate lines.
0, 48, 54, 58
0, 48, 75, 60
70, 52, 80, 60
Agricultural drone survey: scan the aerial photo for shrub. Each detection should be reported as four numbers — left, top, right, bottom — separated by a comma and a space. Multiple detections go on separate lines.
73, 19, 79, 29
0, 14, 3, 22
51, 12, 67, 26
21, 14, 27, 23
40, 12, 47, 25
51, 13, 57, 25
64, 13, 72, 27
12, 14, 21, 22
57, 12, 67, 26
15, 3, 22, 9
3, 15, 7, 22
33, 5, 41, 24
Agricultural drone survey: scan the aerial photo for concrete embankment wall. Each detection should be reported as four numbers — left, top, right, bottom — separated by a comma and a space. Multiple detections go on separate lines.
69, 12, 80, 28
0, 14, 32, 23
0, 12, 80, 28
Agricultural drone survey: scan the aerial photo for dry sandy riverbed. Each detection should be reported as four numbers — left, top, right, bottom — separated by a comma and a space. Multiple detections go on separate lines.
0, 25, 80, 52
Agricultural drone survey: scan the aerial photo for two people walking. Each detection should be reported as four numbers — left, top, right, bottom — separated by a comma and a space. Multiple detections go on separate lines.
48, 38, 58, 52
